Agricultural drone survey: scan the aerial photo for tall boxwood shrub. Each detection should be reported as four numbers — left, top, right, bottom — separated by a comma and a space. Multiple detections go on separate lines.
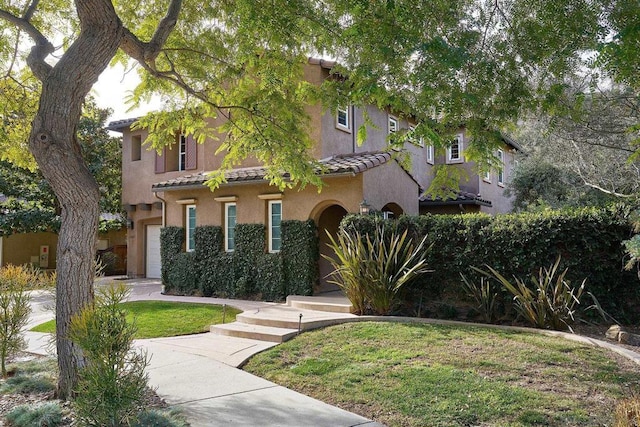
234, 224, 265, 296
281, 219, 318, 296
256, 254, 284, 301
200, 253, 236, 297
165, 252, 198, 295
194, 226, 223, 296
160, 227, 184, 289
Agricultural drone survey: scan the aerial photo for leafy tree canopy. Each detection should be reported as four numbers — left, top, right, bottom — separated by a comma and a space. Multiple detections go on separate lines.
3, 0, 638, 191
0, 101, 123, 235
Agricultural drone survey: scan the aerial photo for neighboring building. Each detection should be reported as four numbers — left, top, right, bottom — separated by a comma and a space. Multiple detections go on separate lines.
108, 58, 520, 282
419, 133, 522, 215
0, 226, 126, 272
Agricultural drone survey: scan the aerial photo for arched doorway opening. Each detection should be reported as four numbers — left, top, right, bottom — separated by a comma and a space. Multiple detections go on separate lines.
381, 202, 403, 219
314, 203, 348, 294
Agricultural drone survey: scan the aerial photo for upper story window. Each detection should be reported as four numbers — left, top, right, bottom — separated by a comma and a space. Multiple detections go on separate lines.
131, 135, 142, 161
497, 149, 505, 186
155, 134, 197, 174
268, 200, 282, 253
225, 202, 236, 252
483, 170, 491, 182
185, 204, 196, 252
388, 115, 398, 134
409, 126, 424, 147
426, 145, 434, 164
179, 135, 187, 171
447, 134, 464, 164
336, 106, 350, 132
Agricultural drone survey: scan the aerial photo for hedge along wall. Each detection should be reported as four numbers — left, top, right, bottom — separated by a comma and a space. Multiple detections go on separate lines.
161, 220, 318, 301
341, 205, 639, 321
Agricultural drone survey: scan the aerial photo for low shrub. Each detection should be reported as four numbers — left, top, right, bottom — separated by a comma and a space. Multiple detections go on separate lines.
1, 372, 56, 394
325, 227, 430, 315
69, 284, 149, 427
479, 257, 587, 332
5, 402, 63, 427
0, 267, 31, 378
461, 275, 501, 323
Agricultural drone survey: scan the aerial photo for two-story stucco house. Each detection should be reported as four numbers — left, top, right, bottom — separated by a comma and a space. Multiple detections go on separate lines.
108, 58, 520, 282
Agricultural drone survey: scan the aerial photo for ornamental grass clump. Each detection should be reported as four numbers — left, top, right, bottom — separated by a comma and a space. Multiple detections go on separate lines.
69, 284, 149, 427
478, 257, 586, 332
324, 227, 430, 315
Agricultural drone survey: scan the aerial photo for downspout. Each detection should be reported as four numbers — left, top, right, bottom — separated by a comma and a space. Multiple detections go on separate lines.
154, 192, 166, 227
352, 105, 356, 153
0, 236, 3, 267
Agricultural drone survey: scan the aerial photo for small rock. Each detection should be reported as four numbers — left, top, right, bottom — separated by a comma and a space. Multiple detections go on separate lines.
606, 325, 622, 341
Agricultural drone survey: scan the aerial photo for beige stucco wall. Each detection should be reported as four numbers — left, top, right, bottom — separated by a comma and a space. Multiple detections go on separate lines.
1, 228, 126, 270
1, 232, 58, 269
362, 162, 420, 216
162, 174, 365, 230
126, 207, 162, 277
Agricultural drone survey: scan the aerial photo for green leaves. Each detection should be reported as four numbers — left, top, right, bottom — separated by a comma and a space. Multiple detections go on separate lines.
324, 226, 431, 315
476, 257, 587, 332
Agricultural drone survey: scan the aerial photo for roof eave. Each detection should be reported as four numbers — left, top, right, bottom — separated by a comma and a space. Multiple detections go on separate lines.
420, 199, 492, 207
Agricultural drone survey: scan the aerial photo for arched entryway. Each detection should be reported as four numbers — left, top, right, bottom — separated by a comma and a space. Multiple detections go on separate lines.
381, 202, 403, 219
312, 202, 348, 294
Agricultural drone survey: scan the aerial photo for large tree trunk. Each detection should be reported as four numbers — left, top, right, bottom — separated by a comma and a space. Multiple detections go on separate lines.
27, 0, 124, 399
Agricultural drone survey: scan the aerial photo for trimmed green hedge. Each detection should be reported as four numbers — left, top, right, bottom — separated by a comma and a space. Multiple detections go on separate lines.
341, 205, 639, 321
160, 227, 184, 287
282, 220, 318, 296
160, 220, 318, 301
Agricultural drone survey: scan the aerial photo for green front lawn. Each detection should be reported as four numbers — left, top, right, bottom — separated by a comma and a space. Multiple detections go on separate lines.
244, 322, 640, 427
31, 301, 241, 339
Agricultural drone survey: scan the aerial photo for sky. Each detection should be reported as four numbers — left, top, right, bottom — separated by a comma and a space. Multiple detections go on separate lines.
92, 63, 161, 124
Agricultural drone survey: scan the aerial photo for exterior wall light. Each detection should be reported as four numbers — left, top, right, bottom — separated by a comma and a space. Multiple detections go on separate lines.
359, 199, 371, 215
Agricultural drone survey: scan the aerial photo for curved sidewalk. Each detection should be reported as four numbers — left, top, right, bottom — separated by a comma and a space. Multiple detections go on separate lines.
24, 280, 384, 427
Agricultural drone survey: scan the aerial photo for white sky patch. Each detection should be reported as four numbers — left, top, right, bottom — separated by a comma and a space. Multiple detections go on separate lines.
92, 63, 162, 123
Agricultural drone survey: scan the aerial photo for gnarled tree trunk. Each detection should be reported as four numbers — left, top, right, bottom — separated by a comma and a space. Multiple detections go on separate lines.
27, 0, 124, 399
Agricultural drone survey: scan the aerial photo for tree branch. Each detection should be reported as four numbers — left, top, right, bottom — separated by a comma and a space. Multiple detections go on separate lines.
582, 181, 634, 198
0, 8, 54, 80
120, 0, 182, 66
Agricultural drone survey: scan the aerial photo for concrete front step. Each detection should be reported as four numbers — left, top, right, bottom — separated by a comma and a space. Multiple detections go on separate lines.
210, 322, 299, 343
237, 305, 355, 330
286, 295, 354, 313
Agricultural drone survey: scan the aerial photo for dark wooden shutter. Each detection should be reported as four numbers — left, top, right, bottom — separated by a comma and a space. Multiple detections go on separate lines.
155, 148, 166, 174
185, 135, 197, 170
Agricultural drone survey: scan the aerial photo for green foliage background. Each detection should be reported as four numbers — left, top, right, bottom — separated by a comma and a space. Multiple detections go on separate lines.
161, 220, 318, 301
342, 206, 638, 322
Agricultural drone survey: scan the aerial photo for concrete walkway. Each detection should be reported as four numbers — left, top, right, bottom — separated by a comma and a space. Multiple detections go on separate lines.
24, 280, 384, 427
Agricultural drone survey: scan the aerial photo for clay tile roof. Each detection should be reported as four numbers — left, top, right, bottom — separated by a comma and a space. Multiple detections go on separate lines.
152, 151, 392, 191
419, 191, 492, 207
106, 117, 140, 132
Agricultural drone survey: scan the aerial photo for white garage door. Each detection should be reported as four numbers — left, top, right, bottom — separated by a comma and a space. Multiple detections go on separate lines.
146, 225, 162, 279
